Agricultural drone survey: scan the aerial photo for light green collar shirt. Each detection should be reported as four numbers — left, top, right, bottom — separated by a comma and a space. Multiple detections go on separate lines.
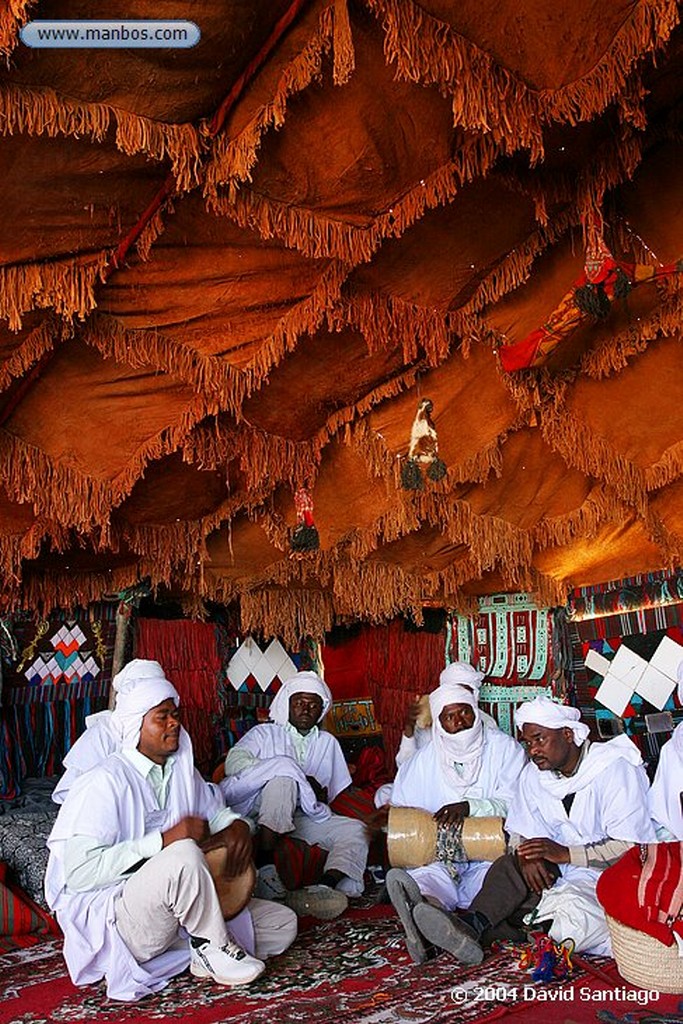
284, 721, 319, 765
123, 747, 175, 808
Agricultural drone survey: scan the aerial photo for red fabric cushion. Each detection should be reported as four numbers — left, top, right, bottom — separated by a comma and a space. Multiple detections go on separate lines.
0, 861, 61, 951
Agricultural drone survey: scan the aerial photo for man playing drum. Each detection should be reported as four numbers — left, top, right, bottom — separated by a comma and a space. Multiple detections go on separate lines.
46, 663, 296, 1002
386, 681, 526, 963
413, 696, 655, 960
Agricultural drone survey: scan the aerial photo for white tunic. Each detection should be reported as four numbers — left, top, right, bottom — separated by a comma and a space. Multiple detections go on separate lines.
219, 723, 351, 820
46, 752, 242, 1002
391, 728, 526, 909
505, 735, 656, 954
649, 723, 683, 839
52, 711, 118, 804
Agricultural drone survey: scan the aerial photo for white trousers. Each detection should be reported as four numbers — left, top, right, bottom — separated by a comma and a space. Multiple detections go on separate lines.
257, 778, 369, 894
114, 839, 297, 963
533, 871, 612, 956
408, 859, 492, 911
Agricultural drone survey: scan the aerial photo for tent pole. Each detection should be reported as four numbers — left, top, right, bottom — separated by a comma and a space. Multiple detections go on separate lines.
108, 602, 132, 709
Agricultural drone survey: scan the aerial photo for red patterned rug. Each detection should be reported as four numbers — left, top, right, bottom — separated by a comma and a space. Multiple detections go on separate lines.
2, 907, 681, 1024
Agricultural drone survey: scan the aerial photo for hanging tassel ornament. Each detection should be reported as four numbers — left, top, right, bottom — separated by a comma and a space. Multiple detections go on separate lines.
498, 210, 682, 371
290, 487, 320, 554
400, 458, 424, 491
573, 220, 629, 320
401, 398, 446, 490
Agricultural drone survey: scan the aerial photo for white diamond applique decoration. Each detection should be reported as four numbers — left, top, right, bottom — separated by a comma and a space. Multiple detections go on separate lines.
609, 645, 647, 688
226, 637, 299, 691
278, 658, 297, 683
52, 623, 87, 655
227, 649, 250, 688
649, 635, 683, 678
238, 637, 264, 674
594, 673, 635, 717
25, 657, 52, 683
585, 650, 610, 676
23, 621, 102, 686
81, 656, 100, 677
589, 637, 682, 717
226, 636, 295, 691
635, 664, 676, 710
252, 649, 277, 691
263, 639, 297, 682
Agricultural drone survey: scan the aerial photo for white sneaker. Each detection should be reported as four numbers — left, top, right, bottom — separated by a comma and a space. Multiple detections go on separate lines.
285, 884, 348, 920
190, 938, 265, 986
255, 863, 287, 901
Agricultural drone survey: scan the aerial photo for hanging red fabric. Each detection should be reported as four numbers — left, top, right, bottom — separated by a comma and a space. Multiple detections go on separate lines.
134, 619, 222, 772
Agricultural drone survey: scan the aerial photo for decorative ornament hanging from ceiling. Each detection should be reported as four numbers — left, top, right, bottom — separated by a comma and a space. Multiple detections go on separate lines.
400, 398, 447, 490
499, 215, 682, 372
290, 486, 320, 554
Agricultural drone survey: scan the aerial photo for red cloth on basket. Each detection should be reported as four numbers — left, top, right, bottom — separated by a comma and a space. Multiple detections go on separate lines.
596, 842, 683, 946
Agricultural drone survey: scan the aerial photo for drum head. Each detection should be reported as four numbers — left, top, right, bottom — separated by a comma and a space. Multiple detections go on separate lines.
204, 848, 257, 920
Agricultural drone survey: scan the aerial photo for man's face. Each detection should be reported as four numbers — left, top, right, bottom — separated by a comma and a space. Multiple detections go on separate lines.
137, 698, 181, 764
439, 702, 475, 735
289, 692, 324, 734
520, 723, 578, 773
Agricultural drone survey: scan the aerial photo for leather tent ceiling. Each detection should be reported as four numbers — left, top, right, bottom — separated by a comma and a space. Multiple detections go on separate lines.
1, 0, 682, 642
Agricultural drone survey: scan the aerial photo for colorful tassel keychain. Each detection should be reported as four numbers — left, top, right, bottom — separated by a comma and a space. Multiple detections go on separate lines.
519, 932, 575, 983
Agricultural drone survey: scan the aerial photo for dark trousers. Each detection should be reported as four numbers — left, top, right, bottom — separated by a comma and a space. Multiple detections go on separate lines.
469, 853, 560, 939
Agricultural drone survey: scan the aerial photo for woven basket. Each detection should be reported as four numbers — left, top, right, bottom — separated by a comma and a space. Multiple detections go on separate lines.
606, 914, 683, 993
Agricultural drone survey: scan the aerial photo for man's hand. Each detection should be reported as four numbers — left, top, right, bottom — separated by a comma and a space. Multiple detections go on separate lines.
201, 819, 253, 877
403, 697, 422, 738
516, 837, 567, 896
434, 801, 469, 826
162, 815, 209, 848
517, 838, 570, 865
517, 854, 557, 895
364, 804, 390, 837
306, 775, 328, 803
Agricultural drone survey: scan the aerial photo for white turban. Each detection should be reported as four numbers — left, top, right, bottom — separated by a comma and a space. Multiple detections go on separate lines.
514, 695, 590, 746
268, 671, 332, 727
439, 661, 485, 691
430, 682, 478, 718
110, 659, 180, 749
429, 682, 484, 789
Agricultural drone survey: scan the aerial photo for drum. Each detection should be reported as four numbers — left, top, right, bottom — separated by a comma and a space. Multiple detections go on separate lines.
204, 848, 257, 920
387, 805, 506, 868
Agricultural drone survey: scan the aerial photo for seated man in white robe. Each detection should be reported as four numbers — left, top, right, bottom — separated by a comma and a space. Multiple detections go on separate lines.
649, 661, 683, 839
386, 681, 526, 963
52, 659, 166, 804
46, 665, 297, 1002
374, 662, 498, 808
395, 661, 497, 769
411, 696, 655, 962
220, 671, 369, 920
